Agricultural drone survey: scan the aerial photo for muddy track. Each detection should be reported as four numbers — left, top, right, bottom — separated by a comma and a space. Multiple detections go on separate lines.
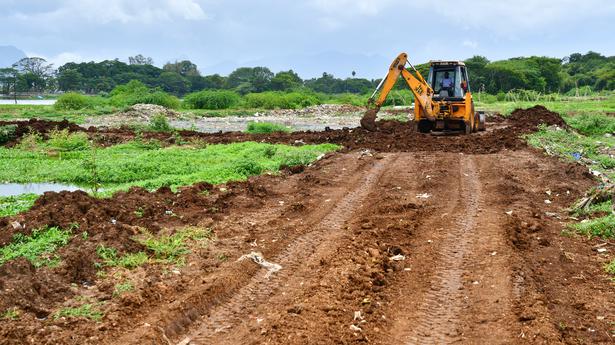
1, 106, 614, 345
180, 155, 392, 344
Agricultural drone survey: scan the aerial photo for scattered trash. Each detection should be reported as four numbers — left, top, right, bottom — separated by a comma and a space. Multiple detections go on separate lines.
590, 170, 602, 176
416, 193, 431, 199
545, 190, 552, 196
571, 152, 582, 160
353, 311, 363, 321
491, 251, 497, 256
389, 254, 406, 261
472, 281, 479, 285
427, 240, 432, 243
506, 210, 513, 215
350, 324, 362, 332
10, 221, 22, 230
544, 200, 552, 204
238, 252, 282, 278
597, 248, 607, 253
597, 316, 605, 320
545, 212, 559, 218
358, 149, 373, 158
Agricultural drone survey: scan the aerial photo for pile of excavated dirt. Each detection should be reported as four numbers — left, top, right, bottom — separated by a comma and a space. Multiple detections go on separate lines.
0, 118, 84, 147
1, 105, 566, 155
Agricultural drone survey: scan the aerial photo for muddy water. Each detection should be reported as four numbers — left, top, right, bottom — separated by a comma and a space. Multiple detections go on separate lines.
0, 183, 83, 197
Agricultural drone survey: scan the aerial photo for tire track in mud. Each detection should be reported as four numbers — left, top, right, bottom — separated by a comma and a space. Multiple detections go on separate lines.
402, 155, 482, 344
180, 155, 393, 344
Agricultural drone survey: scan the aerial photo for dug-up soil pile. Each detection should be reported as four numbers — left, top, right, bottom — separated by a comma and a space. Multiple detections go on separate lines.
0, 105, 571, 154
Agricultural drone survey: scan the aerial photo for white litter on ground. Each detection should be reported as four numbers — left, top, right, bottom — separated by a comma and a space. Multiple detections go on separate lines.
238, 252, 282, 278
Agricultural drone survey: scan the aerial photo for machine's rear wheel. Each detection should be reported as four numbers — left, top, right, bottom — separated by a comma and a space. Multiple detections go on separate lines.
417, 120, 432, 133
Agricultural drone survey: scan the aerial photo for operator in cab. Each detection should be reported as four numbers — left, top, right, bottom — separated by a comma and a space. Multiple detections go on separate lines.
441, 72, 453, 96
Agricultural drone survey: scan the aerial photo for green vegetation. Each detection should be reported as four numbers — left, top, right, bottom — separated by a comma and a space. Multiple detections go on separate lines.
137, 227, 213, 264
0, 125, 17, 144
1, 308, 20, 320
184, 90, 241, 109
570, 215, 615, 239
525, 125, 615, 179
0, 194, 38, 217
572, 200, 613, 217
0, 140, 338, 194
147, 114, 173, 132
0, 226, 73, 267
245, 122, 292, 134
109, 80, 180, 109
564, 113, 615, 136
54, 92, 91, 110
47, 129, 90, 151
96, 245, 148, 269
54, 303, 104, 321
606, 259, 615, 276
113, 281, 134, 297
243, 91, 320, 109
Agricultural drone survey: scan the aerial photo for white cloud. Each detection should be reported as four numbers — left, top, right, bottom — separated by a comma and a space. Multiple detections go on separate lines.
412, 0, 615, 34
12, 0, 207, 24
24, 51, 101, 67
462, 40, 478, 49
310, 0, 395, 16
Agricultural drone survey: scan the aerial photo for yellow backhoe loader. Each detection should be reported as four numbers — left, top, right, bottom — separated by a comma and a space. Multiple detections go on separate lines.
361, 53, 485, 134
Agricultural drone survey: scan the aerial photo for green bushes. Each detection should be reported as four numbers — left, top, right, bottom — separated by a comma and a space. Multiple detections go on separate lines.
55, 92, 91, 110
0, 226, 73, 268
380, 90, 414, 106
571, 214, 615, 239
147, 114, 173, 132
565, 113, 615, 136
0, 125, 17, 144
243, 91, 320, 109
245, 122, 292, 134
47, 129, 90, 151
109, 80, 180, 109
184, 90, 240, 109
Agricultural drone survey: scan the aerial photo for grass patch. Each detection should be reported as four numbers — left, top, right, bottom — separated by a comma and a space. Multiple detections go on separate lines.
0, 226, 73, 267
1, 308, 20, 320
572, 200, 613, 217
0, 194, 38, 217
525, 125, 615, 180
137, 227, 213, 264
565, 113, 615, 136
54, 303, 104, 321
606, 259, 615, 276
570, 214, 615, 239
96, 245, 148, 269
113, 281, 134, 297
0, 141, 338, 195
0, 125, 17, 144
245, 122, 292, 134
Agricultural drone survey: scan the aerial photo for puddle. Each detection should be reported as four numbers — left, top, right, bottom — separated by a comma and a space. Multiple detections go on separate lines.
0, 183, 84, 197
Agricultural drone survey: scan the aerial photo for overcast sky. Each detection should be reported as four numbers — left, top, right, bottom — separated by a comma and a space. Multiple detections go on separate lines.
2, 0, 614, 78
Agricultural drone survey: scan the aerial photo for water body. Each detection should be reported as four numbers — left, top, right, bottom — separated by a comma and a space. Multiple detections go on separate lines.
0, 99, 56, 105
0, 183, 83, 197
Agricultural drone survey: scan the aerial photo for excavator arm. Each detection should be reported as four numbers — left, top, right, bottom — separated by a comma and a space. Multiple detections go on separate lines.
360, 53, 436, 131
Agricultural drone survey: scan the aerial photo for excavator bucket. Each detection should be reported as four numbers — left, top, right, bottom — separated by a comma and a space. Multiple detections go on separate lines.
360, 109, 378, 131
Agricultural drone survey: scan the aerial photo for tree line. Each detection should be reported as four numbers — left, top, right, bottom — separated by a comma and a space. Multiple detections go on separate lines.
1, 51, 613, 97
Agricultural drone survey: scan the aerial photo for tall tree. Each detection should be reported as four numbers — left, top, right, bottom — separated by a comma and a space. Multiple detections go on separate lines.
128, 54, 154, 65
12, 57, 54, 92
163, 60, 200, 77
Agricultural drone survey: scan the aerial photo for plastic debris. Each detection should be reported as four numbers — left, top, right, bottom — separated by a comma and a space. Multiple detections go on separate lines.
238, 252, 282, 278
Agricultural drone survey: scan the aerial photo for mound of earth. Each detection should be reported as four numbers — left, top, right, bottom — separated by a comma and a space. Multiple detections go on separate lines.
113, 103, 180, 120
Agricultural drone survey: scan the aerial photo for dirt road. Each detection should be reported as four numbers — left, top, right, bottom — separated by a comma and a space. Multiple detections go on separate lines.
1, 108, 613, 344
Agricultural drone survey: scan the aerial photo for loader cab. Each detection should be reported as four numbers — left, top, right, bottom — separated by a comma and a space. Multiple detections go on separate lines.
427, 61, 470, 101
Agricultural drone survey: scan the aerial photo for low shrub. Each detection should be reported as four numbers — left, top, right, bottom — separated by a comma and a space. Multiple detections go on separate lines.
0, 125, 17, 144
245, 122, 292, 134
148, 114, 173, 132
48, 129, 90, 151
243, 91, 320, 109
565, 113, 615, 136
571, 214, 615, 239
55, 92, 91, 110
109, 80, 180, 109
0, 226, 73, 267
183, 90, 241, 109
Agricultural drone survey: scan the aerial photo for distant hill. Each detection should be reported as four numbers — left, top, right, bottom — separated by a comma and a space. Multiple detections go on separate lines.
0, 46, 26, 67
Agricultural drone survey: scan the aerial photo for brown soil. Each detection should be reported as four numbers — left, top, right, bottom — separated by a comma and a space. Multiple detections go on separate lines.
0, 105, 613, 344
